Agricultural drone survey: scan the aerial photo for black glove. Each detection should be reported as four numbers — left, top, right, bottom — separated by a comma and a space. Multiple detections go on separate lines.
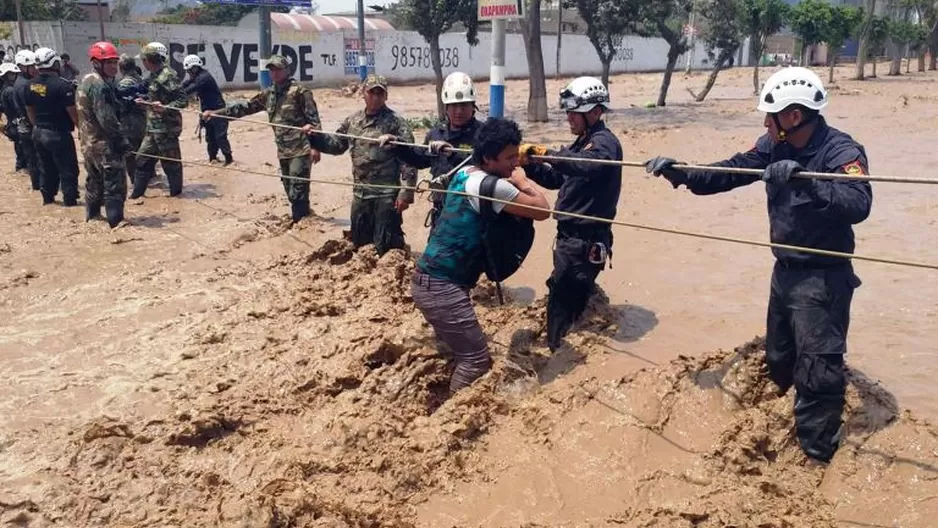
762, 160, 803, 186
645, 156, 688, 188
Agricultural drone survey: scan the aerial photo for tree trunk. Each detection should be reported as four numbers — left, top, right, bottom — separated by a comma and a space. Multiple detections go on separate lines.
856, 37, 868, 80
752, 63, 760, 95
692, 53, 732, 102
918, 52, 926, 72
828, 51, 837, 85
656, 45, 682, 107
888, 42, 902, 75
521, 0, 548, 122
929, 43, 937, 70
872, 56, 878, 77
751, 35, 763, 94
429, 35, 444, 120
601, 59, 611, 88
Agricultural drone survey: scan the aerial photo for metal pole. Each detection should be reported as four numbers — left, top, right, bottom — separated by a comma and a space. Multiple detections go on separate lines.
259, 5, 272, 88
96, 0, 106, 41
14, 0, 26, 44
555, 1, 562, 78
685, 6, 696, 74
490, 18, 506, 118
357, 0, 368, 81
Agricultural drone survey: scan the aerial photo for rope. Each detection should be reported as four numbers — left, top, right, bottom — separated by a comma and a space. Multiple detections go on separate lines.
137, 101, 938, 185
133, 151, 938, 271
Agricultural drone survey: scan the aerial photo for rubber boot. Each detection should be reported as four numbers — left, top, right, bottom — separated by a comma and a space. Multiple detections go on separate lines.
291, 200, 310, 223
63, 196, 78, 207
86, 201, 102, 221
105, 200, 125, 228
129, 174, 148, 199
223, 152, 233, 166
167, 173, 183, 197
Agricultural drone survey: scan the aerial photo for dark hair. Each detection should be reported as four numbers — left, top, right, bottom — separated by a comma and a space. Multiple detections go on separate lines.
791, 104, 819, 121
471, 118, 522, 166
61, 53, 70, 60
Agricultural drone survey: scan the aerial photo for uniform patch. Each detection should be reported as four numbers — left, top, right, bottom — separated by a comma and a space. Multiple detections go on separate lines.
584, 142, 594, 151
30, 84, 47, 96
842, 160, 864, 175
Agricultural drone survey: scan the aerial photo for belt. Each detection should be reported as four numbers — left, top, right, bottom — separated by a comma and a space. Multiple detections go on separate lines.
557, 223, 611, 240
775, 258, 850, 270
35, 124, 72, 132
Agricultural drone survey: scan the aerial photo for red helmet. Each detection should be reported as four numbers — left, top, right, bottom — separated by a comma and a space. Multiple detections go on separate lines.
88, 41, 119, 62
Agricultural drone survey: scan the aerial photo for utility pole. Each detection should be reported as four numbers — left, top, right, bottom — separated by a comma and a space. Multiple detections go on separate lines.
555, 0, 563, 78
96, 0, 106, 41
685, 2, 697, 74
490, 18, 506, 117
259, 5, 272, 88
357, 0, 368, 81
14, 0, 26, 44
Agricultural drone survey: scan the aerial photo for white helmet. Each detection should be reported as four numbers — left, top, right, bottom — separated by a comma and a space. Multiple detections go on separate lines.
141, 42, 169, 60
559, 76, 611, 113
34, 47, 60, 69
183, 54, 202, 70
14, 49, 36, 67
757, 67, 828, 113
0, 63, 21, 76
441, 72, 474, 105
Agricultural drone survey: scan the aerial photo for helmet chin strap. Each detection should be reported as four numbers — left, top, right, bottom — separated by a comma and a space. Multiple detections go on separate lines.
771, 111, 816, 142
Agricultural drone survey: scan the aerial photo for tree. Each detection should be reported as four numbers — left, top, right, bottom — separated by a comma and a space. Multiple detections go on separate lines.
822, 4, 863, 84
740, 0, 789, 94
0, 0, 87, 21
886, 16, 927, 75
390, 0, 479, 119
868, 15, 891, 77
854, 0, 878, 80
152, 4, 290, 26
521, 0, 549, 122
789, 0, 833, 66
637, 0, 693, 107
574, 0, 640, 87
689, 0, 745, 102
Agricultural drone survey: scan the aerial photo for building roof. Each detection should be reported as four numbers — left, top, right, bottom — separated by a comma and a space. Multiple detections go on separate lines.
270, 12, 395, 31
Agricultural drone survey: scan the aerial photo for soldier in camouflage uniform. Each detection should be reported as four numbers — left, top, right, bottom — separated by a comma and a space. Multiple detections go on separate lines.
309, 74, 415, 255
116, 55, 147, 187
205, 55, 322, 223
77, 42, 131, 227
131, 42, 188, 199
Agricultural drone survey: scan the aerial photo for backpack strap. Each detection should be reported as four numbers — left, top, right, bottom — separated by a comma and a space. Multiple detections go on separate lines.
478, 174, 504, 305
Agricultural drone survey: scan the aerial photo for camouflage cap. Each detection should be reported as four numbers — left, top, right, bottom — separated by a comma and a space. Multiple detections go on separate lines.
265, 55, 289, 70
362, 74, 388, 92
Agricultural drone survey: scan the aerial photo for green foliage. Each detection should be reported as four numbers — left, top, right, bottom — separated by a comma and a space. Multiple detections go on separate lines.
699, 0, 745, 63
152, 4, 291, 26
887, 16, 928, 49
636, 0, 694, 47
574, 0, 640, 64
404, 114, 441, 130
0, 0, 87, 21
389, 0, 479, 43
789, 0, 833, 50
868, 15, 891, 55
740, 0, 790, 47
825, 5, 864, 53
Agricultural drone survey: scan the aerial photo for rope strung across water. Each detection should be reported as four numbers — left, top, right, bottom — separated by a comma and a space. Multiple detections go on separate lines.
137, 101, 937, 186
132, 151, 938, 271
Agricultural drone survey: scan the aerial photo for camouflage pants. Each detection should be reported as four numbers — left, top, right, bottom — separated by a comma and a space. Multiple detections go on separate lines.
122, 128, 145, 186
83, 142, 127, 207
350, 195, 405, 256
134, 133, 183, 197
278, 155, 311, 204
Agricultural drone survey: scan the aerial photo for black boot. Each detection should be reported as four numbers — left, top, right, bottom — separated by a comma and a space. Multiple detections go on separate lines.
223, 152, 233, 166
167, 173, 183, 197
63, 196, 78, 207
105, 200, 125, 228
86, 201, 102, 221
291, 200, 310, 223
129, 175, 148, 199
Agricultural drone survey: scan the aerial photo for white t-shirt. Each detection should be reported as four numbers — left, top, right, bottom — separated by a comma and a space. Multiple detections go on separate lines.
462, 168, 521, 214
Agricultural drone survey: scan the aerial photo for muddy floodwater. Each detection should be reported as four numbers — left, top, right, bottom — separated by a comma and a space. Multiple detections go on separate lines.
1, 65, 937, 527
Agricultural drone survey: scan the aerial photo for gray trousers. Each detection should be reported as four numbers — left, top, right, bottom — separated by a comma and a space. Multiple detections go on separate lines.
411, 270, 492, 393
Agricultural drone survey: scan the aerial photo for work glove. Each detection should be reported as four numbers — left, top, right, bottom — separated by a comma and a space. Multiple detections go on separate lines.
762, 159, 803, 186
518, 143, 549, 166
377, 134, 398, 148
428, 140, 452, 156
645, 156, 688, 188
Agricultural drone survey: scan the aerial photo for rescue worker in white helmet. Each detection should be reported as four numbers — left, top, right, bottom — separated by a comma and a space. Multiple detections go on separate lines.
517, 76, 624, 353
12, 49, 41, 191
25, 47, 80, 206
181, 54, 232, 165
645, 66, 873, 465
378, 71, 484, 232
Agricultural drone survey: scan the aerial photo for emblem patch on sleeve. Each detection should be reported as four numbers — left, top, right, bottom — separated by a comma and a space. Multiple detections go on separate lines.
842, 160, 865, 175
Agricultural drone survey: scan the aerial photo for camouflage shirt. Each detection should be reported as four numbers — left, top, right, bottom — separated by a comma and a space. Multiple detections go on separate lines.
144, 64, 187, 136
218, 78, 321, 160
117, 71, 147, 139
313, 106, 415, 199
76, 71, 124, 152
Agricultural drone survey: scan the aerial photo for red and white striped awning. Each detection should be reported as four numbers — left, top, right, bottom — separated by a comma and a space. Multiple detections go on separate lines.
270, 13, 395, 32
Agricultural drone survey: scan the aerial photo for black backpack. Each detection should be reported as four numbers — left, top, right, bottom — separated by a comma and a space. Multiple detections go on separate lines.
479, 174, 536, 304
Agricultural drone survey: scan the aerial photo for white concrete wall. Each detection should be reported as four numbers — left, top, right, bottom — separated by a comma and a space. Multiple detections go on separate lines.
2, 21, 750, 90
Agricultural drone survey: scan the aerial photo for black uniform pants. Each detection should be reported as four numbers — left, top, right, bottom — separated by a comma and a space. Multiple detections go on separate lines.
18, 128, 41, 190
204, 118, 231, 160
546, 227, 612, 351
12, 135, 25, 170
765, 261, 859, 463
33, 127, 79, 203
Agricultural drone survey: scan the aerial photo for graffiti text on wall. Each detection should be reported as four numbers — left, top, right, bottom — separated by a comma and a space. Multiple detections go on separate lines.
161, 42, 319, 84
